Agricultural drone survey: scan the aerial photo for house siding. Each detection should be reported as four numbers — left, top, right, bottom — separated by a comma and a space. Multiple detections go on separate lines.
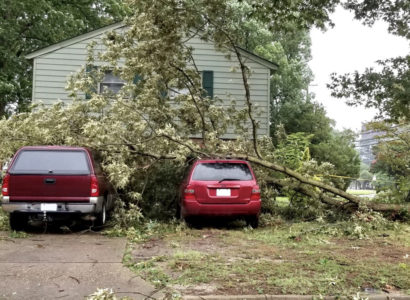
31, 27, 271, 137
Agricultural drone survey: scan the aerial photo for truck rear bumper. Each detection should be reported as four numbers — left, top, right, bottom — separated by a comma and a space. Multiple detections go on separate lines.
182, 199, 261, 217
1, 197, 104, 214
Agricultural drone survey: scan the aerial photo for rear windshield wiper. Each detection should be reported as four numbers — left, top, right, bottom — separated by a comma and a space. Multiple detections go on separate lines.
218, 178, 240, 183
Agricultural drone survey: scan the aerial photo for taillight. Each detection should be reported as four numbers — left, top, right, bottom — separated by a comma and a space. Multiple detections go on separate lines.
90, 175, 99, 197
184, 185, 196, 200
250, 185, 260, 201
2, 174, 10, 196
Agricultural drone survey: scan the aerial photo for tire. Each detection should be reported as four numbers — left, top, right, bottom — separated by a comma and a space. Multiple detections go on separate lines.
246, 216, 259, 228
183, 216, 193, 227
95, 199, 107, 227
9, 213, 28, 231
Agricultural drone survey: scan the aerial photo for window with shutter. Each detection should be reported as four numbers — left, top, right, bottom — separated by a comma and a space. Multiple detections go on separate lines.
202, 71, 214, 99
99, 71, 125, 94
133, 74, 142, 84
85, 64, 98, 99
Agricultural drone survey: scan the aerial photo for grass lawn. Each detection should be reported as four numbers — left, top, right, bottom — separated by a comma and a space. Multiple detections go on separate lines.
125, 220, 410, 297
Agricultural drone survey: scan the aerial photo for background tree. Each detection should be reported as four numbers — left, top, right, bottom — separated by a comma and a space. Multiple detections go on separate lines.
370, 121, 410, 203
344, 0, 409, 39
329, 0, 409, 122
310, 129, 360, 189
327, 0, 409, 199
229, 2, 359, 182
0, 0, 127, 116
329, 56, 410, 122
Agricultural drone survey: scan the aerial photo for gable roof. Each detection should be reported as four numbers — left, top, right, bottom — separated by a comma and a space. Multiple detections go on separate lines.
237, 46, 278, 70
26, 22, 278, 70
26, 22, 125, 59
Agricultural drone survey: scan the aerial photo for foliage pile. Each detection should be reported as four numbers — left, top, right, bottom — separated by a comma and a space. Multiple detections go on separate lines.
0, 99, 348, 224
281, 210, 400, 239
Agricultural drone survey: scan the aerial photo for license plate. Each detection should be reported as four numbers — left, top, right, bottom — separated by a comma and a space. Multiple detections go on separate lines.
40, 203, 57, 211
216, 189, 231, 196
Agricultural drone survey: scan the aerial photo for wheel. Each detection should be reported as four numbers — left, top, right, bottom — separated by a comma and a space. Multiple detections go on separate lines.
9, 213, 28, 231
246, 216, 259, 228
95, 199, 107, 227
183, 216, 195, 227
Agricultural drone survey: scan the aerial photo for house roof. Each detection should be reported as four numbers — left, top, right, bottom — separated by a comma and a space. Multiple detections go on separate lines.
26, 22, 278, 70
25, 22, 125, 59
237, 46, 278, 70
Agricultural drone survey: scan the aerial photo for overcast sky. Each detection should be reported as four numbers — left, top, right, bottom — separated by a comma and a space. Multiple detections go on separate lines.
309, 6, 409, 132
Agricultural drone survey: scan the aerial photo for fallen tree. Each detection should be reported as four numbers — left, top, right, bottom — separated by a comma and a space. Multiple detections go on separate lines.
264, 176, 408, 213
117, 132, 410, 214
152, 135, 410, 214
1, 0, 408, 223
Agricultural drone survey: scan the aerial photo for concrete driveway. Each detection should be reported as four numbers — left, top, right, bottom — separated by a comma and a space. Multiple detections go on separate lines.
0, 232, 162, 300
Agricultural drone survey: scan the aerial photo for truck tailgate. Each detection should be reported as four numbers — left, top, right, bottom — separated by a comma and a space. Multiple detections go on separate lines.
9, 175, 91, 202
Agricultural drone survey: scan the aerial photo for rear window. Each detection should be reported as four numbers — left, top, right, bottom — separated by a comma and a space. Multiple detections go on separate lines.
191, 162, 253, 181
10, 150, 90, 175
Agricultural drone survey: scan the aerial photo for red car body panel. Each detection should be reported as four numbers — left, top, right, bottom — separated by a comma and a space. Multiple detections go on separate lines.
180, 159, 261, 218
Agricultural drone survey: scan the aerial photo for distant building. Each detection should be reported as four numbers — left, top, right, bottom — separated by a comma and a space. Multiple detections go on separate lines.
355, 124, 383, 165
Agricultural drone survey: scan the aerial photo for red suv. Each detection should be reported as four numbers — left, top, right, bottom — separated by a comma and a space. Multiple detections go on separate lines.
179, 159, 261, 227
1, 146, 115, 230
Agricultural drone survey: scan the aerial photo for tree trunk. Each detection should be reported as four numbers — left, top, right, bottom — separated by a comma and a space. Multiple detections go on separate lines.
231, 154, 410, 213
266, 177, 347, 208
234, 154, 362, 203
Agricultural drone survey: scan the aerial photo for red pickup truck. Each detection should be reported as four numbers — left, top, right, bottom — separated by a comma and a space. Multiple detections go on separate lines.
1, 146, 115, 230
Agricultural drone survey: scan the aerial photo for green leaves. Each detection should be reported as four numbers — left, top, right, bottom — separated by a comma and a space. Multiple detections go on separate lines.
369, 120, 410, 203
329, 56, 410, 122
344, 0, 410, 39
310, 130, 361, 189
274, 132, 313, 171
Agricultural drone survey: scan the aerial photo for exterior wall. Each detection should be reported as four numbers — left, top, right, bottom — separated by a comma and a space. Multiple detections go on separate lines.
188, 36, 270, 137
31, 27, 271, 137
32, 35, 106, 105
